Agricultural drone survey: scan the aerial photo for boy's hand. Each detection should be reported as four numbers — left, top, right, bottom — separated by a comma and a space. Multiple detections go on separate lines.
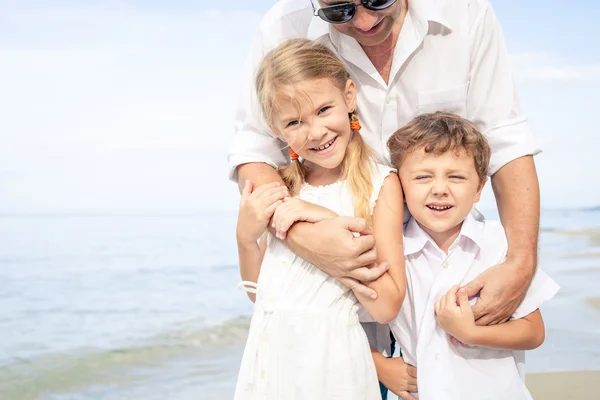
435, 285, 476, 344
378, 356, 418, 399
236, 181, 287, 245
272, 198, 337, 240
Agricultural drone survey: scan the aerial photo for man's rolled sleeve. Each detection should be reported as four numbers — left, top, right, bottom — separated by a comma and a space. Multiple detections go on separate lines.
228, 127, 288, 182
227, 29, 289, 183
484, 117, 540, 175
467, 0, 541, 175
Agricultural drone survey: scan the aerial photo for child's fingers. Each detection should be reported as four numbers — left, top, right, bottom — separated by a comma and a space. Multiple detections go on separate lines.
240, 180, 253, 204
264, 199, 283, 220
265, 188, 289, 206
440, 292, 448, 310
251, 181, 281, 197
457, 287, 471, 313
449, 285, 461, 306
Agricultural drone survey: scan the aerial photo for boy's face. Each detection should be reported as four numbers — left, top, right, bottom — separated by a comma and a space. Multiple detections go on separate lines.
398, 147, 486, 245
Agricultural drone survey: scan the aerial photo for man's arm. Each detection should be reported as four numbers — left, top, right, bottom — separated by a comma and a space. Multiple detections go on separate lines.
237, 162, 284, 191
462, 1, 540, 325
236, 163, 385, 298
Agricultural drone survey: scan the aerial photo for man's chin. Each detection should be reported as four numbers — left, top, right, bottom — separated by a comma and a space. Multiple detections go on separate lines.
353, 27, 393, 47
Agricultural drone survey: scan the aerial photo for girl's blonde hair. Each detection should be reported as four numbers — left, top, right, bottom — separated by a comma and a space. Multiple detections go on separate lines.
255, 38, 374, 222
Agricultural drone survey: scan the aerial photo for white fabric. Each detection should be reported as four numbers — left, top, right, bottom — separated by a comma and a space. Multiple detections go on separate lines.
228, 0, 540, 181
389, 214, 560, 400
234, 164, 395, 400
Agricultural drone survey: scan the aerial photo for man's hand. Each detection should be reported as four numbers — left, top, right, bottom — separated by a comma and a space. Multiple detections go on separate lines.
462, 259, 535, 326
286, 216, 388, 299
378, 356, 418, 400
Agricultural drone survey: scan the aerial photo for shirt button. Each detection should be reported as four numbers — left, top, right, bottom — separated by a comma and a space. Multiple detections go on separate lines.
442, 261, 448, 268
435, 353, 440, 360
385, 97, 391, 104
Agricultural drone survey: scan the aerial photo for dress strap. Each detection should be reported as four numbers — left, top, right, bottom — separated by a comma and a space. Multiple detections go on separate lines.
237, 281, 258, 294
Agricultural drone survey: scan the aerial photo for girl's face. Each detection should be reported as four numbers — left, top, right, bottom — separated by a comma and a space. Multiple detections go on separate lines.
271, 77, 356, 174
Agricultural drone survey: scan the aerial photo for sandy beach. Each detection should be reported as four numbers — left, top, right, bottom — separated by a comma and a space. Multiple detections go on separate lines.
526, 370, 600, 399
559, 228, 600, 246
523, 228, 600, 399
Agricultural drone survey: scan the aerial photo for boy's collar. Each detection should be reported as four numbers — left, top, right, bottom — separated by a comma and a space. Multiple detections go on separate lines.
404, 210, 485, 256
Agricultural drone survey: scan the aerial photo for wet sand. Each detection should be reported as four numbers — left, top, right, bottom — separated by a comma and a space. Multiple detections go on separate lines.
526, 370, 600, 399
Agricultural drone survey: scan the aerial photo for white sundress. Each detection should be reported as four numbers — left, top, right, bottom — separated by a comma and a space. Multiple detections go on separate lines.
233, 164, 395, 400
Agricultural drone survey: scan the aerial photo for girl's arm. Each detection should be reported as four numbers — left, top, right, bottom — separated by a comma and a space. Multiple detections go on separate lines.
353, 173, 406, 323
436, 285, 545, 350
238, 233, 268, 302
237, 180, 288, 301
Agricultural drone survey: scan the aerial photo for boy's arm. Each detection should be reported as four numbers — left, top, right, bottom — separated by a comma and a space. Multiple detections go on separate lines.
353, 174, 405, 323
370, 347, 418, 399
436, 286, 545, 351
464, 309, 545, 350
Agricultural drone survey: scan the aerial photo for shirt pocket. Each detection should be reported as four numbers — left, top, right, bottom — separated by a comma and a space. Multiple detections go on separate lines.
417, 82, 469, 117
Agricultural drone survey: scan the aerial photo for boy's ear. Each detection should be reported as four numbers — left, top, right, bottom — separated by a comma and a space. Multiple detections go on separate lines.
345, 79, 357, 112
474, 176, 488, 203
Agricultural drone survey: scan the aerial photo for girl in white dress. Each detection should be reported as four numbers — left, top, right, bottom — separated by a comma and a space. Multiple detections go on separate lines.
233, 39, 406, 400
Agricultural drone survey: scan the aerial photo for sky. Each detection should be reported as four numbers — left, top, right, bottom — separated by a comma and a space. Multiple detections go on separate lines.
0, 0, 599, 214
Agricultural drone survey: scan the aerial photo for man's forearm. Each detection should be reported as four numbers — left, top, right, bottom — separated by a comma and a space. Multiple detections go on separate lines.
285, 221, 322, 266
237, 162, 284, 193
491, 155, 539, 270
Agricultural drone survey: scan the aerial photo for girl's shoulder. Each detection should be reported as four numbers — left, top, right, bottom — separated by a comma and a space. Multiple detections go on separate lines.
369, 163, 399, 214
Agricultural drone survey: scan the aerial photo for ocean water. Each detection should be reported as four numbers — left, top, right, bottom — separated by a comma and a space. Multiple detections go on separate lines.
1, 209, 599, 399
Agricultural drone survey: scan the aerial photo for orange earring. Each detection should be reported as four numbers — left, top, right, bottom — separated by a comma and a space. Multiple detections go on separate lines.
289, 148, 299, 161
350, 120, 362, 131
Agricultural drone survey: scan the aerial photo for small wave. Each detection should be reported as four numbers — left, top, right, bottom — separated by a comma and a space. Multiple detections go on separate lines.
0, 316, 250, 400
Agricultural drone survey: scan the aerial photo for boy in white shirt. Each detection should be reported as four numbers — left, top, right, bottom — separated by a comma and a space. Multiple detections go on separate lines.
384, 112, 559, 399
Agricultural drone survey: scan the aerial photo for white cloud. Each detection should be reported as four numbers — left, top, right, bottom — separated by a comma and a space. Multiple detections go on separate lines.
511, 52, 600, 82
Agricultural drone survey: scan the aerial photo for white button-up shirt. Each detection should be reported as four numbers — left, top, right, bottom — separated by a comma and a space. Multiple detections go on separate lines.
228, 0, 541, 181
390, 215, 560, 400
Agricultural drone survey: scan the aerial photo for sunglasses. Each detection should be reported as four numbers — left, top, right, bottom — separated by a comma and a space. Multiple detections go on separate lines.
311, 0, 398, 24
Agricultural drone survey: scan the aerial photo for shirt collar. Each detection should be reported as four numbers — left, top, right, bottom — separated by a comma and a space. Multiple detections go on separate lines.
307, 12, 330, 40
307, 0, 452, 42
404, 210, 484, 256
409, 0, 453, 32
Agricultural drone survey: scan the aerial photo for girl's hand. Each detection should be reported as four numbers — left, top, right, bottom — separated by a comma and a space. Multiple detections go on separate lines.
272, 198, 337, 240
435, 285, 476, 344
236, 180, 288, 246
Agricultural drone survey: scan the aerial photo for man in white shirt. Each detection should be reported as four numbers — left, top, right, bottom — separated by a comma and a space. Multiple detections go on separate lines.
229, 1, 541, 398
